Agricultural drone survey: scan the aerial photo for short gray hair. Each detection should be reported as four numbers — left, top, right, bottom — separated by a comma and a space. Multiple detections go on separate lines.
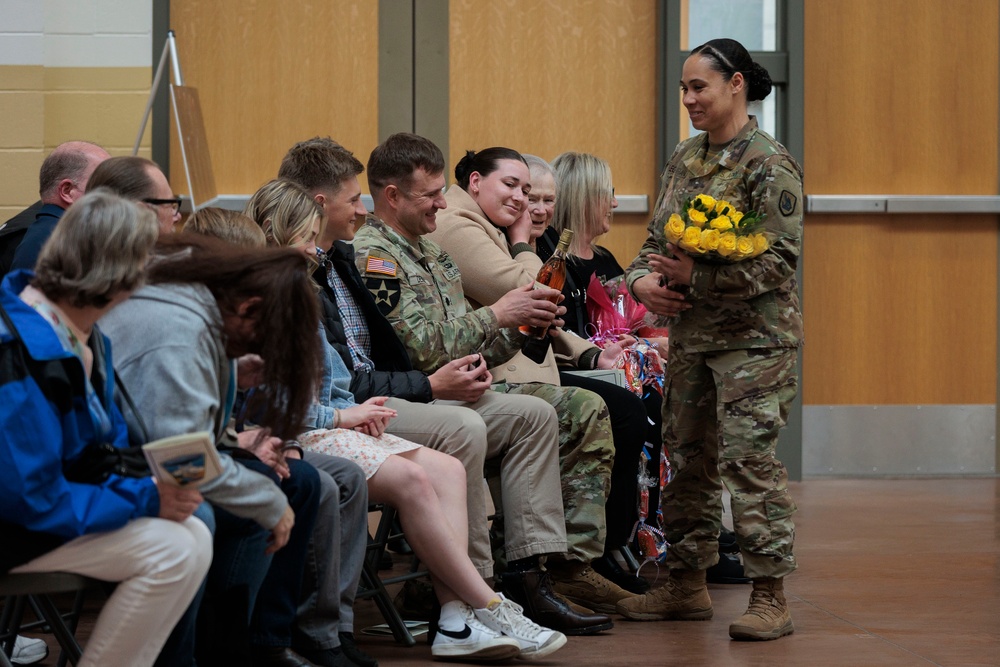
39, 141, 105, 200
33, 188, 159, 308
522, 154, 554, 182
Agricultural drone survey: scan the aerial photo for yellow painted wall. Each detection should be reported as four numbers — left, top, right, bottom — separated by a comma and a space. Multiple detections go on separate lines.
0, 66, 153, 221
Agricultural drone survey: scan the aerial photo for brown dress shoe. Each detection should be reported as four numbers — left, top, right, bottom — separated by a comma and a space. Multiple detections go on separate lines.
499, 568, 614, 635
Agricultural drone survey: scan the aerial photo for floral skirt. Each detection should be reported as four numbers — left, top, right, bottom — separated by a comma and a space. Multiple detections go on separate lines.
299, 427, 421, 480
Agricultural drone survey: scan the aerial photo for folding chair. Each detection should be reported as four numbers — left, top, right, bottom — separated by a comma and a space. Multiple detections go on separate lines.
356, 504, 428, 647
0, 572, 99, 667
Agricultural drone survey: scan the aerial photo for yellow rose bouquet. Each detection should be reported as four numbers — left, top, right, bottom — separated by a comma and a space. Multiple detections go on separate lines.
662, 193, 769, 263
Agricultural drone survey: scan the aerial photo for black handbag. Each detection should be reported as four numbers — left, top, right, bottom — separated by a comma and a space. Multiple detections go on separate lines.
0, 300, 150, 483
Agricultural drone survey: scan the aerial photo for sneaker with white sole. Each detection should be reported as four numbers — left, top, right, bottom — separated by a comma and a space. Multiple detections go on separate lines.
11, 636, 48, 665
431, 602, 521, 661
474, 595, 567, 660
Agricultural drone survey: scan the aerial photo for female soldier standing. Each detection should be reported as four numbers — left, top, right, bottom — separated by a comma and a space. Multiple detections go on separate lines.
618, 38, 803, 641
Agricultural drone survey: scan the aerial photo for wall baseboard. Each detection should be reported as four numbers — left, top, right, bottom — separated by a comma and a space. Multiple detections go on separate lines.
803, 405, 996, 476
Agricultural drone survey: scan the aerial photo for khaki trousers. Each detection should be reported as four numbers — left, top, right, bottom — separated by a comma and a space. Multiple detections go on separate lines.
385, 391, 567, 578
12, 516, 212, 667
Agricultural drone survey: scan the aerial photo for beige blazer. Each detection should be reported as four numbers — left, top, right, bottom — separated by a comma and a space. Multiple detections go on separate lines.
427, 185, 597, 385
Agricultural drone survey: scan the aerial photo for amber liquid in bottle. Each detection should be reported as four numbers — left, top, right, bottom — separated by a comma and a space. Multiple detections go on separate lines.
521, 229, 574, 338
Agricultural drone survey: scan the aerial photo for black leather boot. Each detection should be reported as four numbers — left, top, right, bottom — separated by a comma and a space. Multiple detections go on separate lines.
719, 528, 739, 554
706, 551, 750, 584
499, 568, 613, 636
593, 553, 651, 594
250, 647, 320, 667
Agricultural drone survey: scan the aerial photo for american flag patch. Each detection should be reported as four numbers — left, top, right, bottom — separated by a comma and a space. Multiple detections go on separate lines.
366, 256, 397, 277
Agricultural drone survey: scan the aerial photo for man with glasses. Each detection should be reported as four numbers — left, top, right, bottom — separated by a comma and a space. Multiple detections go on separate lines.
4, 141, 110, 274
278, 136, 616, 637
85, 156, 183, 235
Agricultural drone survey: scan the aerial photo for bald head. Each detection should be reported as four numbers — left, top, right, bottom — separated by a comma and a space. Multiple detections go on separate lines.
39, 141, 111, 208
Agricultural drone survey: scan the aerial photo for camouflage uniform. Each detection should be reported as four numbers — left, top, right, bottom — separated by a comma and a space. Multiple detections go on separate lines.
354, 217, 614, 563
625, 118, 802, 579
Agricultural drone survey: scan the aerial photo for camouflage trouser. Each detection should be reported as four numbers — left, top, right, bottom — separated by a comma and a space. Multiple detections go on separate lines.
662, 346, 798, 579
491, 381, 615, 562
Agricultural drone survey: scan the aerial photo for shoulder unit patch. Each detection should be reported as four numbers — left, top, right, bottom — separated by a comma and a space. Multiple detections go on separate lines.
366, 277, 400, 316
779, 190, 797, 217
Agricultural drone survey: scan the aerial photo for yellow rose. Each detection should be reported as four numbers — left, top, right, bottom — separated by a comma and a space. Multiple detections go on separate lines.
710, 215, 733, 231
714, 200, 733, 216
687, 208, 707, 227
700, 228, 721, 251
717, 232, 737, 257
730, 210, 744, 226
679, 225, 705, 253
732, 235, 755, 260
693, 193, 716, 211
752, 233, 769, 256
665, 213, 686, 242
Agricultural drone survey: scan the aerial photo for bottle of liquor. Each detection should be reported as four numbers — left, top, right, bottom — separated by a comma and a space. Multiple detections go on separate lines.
521, 228, 574, 339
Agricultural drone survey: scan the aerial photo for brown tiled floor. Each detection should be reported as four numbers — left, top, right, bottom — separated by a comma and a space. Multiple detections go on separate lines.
13, 478, 1000, 666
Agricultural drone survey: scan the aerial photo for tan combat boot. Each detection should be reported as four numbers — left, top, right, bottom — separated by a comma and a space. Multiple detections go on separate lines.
729, 577, 794, 640
615, 569, 712, 621
546, 559, 636, 614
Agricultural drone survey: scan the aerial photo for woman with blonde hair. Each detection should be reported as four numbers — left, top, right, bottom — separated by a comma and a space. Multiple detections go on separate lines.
184, 206, 267, 248
241, 179, 567, 662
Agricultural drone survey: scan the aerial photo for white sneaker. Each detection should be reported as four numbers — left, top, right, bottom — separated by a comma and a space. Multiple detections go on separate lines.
431, 602, 521, 661
474, 595, 567, 660
11, 636, 48, 665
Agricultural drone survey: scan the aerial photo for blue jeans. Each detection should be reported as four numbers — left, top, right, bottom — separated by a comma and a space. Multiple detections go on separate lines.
156, 498, 275, 666
248, 458, 321, 647
194, 459, 278, 665
155, 501, 215, 667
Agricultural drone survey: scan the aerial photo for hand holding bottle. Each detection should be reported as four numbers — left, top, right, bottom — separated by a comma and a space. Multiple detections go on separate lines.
490, 282, 562, 330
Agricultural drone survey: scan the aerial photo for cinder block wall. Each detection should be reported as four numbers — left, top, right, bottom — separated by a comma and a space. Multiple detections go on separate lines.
0, 0, 153, 221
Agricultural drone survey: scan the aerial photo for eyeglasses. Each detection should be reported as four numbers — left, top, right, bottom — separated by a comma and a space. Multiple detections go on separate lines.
142, 197, 183, 215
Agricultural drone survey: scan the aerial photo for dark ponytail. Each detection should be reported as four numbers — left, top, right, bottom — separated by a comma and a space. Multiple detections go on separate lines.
690, 38, 772, 102
454, 147, 526, 190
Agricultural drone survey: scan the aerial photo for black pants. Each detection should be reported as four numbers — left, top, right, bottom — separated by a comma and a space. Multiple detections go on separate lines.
641, 391, 664, 527
558, 371, 648, 551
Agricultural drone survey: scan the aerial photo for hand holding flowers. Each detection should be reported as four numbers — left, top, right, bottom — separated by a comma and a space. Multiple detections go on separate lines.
663, 193, 769, 262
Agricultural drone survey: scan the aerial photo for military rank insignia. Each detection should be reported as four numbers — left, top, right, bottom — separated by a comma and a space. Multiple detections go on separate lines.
779, 190, 797, 217
366, 277, 400, 316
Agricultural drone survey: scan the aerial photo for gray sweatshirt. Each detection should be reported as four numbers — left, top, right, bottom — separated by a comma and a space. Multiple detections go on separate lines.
100, 282, 287, 529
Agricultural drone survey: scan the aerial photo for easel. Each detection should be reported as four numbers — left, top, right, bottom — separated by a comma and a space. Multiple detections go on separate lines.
133, 30, 217, 211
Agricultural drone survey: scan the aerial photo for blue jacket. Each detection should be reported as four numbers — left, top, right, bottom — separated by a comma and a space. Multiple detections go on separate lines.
0, 271, 158, 572
10, 203, 64, 272
305, 333, 363, 430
